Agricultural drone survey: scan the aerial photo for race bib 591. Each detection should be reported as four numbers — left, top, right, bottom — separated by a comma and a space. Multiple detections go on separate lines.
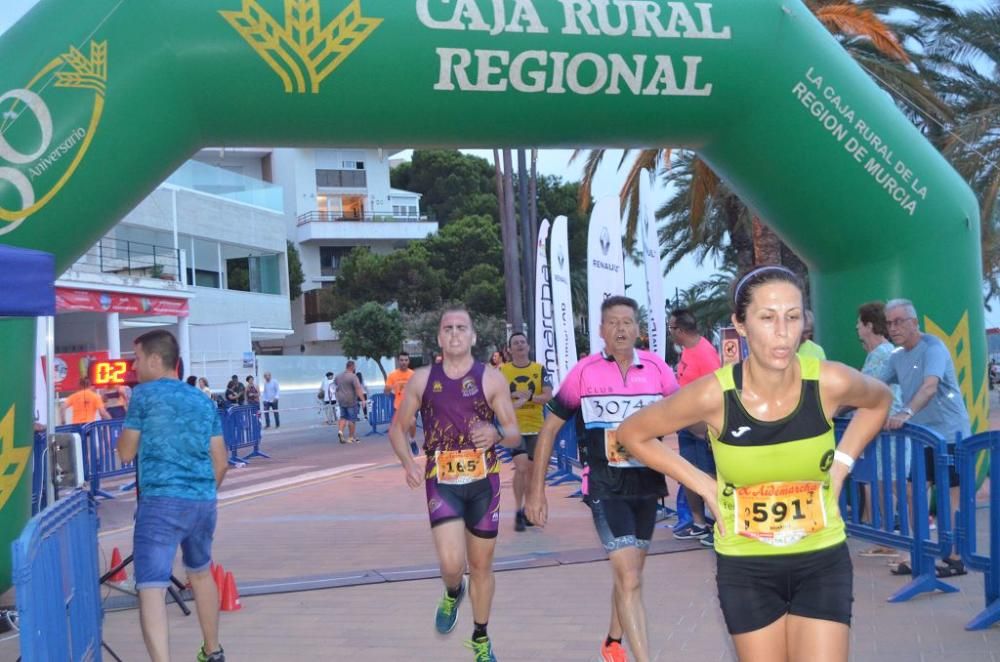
733, 481, 826, 547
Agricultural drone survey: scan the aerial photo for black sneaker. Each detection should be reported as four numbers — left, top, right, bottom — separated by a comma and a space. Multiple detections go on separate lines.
197, 644, 225, 662
514, 510, 526, 532
673, 523, 710, 540
700, 530, 715, 547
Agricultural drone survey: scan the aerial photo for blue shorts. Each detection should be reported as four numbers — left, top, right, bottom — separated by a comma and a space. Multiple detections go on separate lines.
133, 496, 217, 590
339, 404, 360, 422
678, 429, 716, 474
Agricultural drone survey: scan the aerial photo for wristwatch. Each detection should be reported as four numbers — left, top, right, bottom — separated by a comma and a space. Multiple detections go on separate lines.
901, 407, 914, 417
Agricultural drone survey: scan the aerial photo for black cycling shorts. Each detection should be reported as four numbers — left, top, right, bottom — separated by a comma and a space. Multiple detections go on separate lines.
716, 542, 853, 635
590, 495, 658, 553
509, 434, 538, 460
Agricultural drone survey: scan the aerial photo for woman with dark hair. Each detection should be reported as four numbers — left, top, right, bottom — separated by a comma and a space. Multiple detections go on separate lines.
855, 301, 906, 558
616, 265, 892, 662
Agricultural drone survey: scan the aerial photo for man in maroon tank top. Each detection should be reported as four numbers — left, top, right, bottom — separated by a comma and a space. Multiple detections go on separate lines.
390, 307, 520, 661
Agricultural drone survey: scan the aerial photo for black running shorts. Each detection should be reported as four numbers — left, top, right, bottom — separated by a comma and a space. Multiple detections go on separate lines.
509, 434, 538, 460
716, 542, 853, 635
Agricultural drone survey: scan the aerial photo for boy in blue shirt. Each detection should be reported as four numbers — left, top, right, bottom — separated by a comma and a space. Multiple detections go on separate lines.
118, 330, 229, 662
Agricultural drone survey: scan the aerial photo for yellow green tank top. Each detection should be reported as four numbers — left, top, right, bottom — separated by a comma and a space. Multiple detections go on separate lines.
709, 355, 845, 557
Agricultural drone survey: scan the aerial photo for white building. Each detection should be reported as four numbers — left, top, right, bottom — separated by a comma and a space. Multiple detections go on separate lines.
53, 147, 432, 392
261, 147, 436, 355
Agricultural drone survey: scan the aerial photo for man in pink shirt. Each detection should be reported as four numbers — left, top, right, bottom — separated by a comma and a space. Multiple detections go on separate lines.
527, 296, 679, 662
669, 308, 722, 546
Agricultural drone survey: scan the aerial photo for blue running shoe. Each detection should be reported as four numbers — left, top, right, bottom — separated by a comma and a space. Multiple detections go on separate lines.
435, 579, 465, 634
465, 636, 498, 661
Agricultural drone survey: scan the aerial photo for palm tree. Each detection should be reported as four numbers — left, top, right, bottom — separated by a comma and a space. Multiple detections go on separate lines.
575, 1, 952, 273
923, 6, 1000, 298
678, 264, 741, 336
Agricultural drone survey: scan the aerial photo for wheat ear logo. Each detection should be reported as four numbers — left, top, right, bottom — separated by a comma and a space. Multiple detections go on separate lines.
221, 0, 382, 94
0, 40, 108, 232
0, 405, 29, 512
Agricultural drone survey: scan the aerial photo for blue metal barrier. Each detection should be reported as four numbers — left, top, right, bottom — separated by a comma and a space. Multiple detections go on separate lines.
365, 393, 394, 436
836, 418, 957, 602
224, 404, 267, 463
957, 431, 999, 630
31, 431, 47, 515
547, 417, 582, 488
82, 420, 134, 499
12, 490, 103, 662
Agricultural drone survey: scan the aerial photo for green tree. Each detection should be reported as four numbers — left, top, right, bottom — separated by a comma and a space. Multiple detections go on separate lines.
424, 215, 502, 283
331, 302, 403, 381
286, 240, 305, 300
381, 244, 446, 312
457, 264, 504, 317
323, 247, 386, 320
391, 150, 499, 224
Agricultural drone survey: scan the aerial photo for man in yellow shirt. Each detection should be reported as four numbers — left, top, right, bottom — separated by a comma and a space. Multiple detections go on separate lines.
61, 376, 111, 424
500, 332, 553, 531
385, 351, 418, 455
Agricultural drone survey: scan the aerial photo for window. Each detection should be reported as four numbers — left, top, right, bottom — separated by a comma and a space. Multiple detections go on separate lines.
341, 160, 365, 170
304, 288, 333, 325
320, 246, 352, 277
189, 268, 220, 288
224, 253, 281, 294
316, 169, 367, 187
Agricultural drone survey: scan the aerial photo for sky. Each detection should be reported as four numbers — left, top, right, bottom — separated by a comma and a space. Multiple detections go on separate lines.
1, 0, 996, 310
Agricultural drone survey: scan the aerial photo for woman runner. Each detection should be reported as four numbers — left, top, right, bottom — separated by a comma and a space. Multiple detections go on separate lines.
616, 266, 891, 662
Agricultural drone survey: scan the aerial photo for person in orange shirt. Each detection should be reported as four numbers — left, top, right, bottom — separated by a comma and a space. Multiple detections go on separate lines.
385, 351, 418, 455
61, 377, 111, 424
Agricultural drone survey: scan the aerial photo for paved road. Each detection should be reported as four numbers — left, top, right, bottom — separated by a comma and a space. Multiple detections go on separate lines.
3, 415, 998, 660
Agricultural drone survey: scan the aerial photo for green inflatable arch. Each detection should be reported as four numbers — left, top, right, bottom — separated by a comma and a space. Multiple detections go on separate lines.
0, 0, 986, 592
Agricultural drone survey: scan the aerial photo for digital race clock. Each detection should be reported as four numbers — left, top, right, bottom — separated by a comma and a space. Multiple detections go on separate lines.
90, 359, 138, 387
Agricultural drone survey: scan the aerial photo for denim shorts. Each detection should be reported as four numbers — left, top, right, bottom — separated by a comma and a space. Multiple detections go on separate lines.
677, 429, 716, 474
133, 496, 217, 590
339, 404, 360, 422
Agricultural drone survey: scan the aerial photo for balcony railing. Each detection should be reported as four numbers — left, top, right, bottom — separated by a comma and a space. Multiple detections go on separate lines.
166, 160, 284, 212
296, 210, 433, 226
67, 237, 182, 282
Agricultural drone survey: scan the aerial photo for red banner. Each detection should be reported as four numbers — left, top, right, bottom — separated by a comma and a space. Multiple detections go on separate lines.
43, 351, 109, 393
56, 287, 189, 317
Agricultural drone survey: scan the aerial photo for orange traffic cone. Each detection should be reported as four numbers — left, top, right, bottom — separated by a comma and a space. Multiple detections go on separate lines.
220, 571, 241, 612
108, 547, 127, 582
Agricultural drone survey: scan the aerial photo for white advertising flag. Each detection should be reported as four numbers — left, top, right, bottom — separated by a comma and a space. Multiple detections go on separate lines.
549, 215, 577, 386
533, 218, 558, 389
586, 197, 626, 354
640, 170, 667, 357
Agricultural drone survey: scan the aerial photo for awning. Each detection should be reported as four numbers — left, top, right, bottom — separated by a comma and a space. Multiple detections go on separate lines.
0, 245, 55, 317
56, 287, 189, 317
